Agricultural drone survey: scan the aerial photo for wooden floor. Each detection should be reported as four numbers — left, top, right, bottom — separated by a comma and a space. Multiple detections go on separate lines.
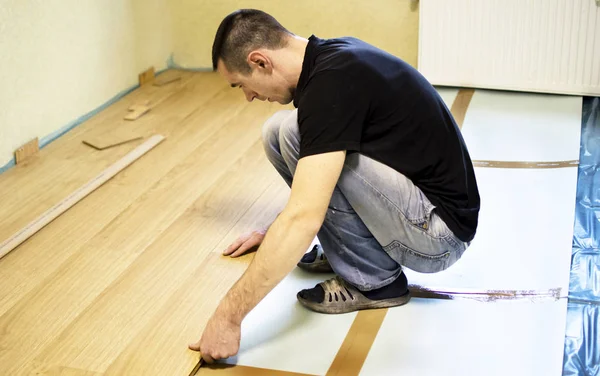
0, 70, 292, 375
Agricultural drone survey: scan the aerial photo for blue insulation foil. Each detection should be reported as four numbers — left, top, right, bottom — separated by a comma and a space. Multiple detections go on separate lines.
563, 96, 600, 376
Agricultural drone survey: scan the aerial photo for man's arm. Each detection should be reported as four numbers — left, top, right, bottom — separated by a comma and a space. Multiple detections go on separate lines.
191, 150, 347, 360
218, 149, 346, 322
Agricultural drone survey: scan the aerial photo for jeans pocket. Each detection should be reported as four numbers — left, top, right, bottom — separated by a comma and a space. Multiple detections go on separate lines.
383, 239, 451, 273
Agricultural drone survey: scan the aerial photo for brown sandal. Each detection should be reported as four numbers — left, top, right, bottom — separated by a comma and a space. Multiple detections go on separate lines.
297, 276, 411, 314
297, 244, 333, 273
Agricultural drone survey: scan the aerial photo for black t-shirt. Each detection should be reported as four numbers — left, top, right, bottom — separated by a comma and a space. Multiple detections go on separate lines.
293, 35, 480, 242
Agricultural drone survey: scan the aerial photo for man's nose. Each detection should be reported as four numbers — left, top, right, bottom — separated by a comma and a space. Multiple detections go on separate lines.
244, 90, 257, 102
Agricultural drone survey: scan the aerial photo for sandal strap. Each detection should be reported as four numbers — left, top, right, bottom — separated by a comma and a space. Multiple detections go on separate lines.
320, 277, 358, 303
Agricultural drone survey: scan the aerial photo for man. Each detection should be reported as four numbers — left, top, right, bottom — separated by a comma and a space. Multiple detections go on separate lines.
189, 9, 480, 363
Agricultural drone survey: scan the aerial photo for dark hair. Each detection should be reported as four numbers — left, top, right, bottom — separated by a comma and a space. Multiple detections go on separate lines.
212, 9, 292, 74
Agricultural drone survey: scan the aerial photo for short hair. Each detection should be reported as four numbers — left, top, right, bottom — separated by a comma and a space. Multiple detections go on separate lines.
212, 9, 292, 74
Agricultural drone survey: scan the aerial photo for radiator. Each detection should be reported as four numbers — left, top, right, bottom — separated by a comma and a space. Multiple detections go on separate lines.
418, 0, 600, 96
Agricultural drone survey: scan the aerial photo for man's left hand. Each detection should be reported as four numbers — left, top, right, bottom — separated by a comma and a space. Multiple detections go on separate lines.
188, 314, 241, 363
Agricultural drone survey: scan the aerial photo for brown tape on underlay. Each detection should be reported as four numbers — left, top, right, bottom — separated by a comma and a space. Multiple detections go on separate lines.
326, 309, 388, 376
472, 160, 579, 168
451, 89, 475, 130
194, 363, 312, 376
450, 89, 579, 169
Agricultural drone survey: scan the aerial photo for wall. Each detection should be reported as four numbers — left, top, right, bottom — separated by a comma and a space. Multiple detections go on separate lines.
170, 0, 419, 70
0, 1, 418, 170
0, 0, 173, 168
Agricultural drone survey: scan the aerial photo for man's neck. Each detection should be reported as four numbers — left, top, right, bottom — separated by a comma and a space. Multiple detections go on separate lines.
280, 35, 309, 90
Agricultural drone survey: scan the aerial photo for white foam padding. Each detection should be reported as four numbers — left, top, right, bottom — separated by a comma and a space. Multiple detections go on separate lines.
404, 167, 577, 292
461, 90, 582, 161
360, 298, 567, 376
222, 268, 357, 375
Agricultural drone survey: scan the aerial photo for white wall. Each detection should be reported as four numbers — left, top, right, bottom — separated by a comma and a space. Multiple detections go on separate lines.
0, 0, 173, 168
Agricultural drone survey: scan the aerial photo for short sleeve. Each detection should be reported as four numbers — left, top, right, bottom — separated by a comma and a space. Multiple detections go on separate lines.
297, 72, 369, 158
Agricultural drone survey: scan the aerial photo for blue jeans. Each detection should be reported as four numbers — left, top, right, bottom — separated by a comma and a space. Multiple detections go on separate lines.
262, 110, 470, 291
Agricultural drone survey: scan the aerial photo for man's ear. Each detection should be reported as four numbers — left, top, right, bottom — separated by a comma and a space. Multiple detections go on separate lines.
248, 51, 272, 74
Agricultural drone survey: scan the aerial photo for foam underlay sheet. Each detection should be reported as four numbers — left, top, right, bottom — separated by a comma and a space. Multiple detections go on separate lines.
360, 298, 568, 376
219, 89, 582, 375
223, 268, 354, 375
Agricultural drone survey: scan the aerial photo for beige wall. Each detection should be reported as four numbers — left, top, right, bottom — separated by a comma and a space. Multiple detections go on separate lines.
0, 0, 172, 168
170, 0, 419, 69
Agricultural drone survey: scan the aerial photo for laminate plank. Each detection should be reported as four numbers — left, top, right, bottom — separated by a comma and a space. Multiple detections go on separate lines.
32, 142, 279, 373
0, 73, 230, 317
0, 81, 280, 375
104, 183, 290, 376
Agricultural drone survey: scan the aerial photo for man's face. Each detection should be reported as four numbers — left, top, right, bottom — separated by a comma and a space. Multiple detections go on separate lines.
217, 59, 293, 105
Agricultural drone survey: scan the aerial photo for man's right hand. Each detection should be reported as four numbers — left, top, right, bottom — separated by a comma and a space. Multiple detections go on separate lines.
222, 229, 267, 257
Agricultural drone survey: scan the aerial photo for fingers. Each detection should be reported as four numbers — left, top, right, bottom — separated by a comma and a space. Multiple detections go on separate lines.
229, 239, 257, 258
222, 237, 246, 256
188, 341, 201, 351
224, 232, 264, 258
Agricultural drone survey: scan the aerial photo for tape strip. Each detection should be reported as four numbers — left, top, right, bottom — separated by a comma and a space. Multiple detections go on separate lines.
194, 364, 313, 376
472, 160, 579, 169
450, 88, 475, 129
325, 309, 388, 376
409, 285, 564, 301
450, 89, 578, 169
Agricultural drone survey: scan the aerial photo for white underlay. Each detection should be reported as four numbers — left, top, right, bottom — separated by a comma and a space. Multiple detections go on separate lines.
435, 87, 459, 109
461, 90, 582, 161
360, 298, 568, 376
222, 268, 356, 375
403, 167, 577, 292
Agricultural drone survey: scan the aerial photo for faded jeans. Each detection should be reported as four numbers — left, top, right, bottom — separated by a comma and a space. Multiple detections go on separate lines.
262, 109, 469, 291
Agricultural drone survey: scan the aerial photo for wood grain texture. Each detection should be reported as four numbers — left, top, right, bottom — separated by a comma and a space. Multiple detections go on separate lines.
82, 129, 143, 150
138, 66, 155, 86
0, 70, 292, 375
104, 182, 289, 376
0, 71, 203, 320
0, 135, 164, 260
154, 75, 182, 87
14, 137, 39, 164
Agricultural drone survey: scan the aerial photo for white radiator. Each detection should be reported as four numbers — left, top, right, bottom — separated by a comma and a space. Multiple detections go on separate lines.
418, 0, 600, 96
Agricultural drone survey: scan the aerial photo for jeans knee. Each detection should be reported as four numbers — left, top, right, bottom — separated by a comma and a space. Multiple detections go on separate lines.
278, 110, 300, 157
261, 110, 293, 151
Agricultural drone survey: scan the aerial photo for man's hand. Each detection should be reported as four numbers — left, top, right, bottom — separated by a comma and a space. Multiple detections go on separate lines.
222, 229, 267, 258
188, 313, 241, 363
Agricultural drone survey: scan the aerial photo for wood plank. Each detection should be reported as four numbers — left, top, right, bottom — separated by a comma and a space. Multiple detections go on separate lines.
0, 73, 226, 318
0, 135, 164, 260
154, 75, 182, 87
82, 127, 143, 150
0, 70, 195, 251
123, 104, 151, 121
103, 182, 290, 376
0, 97, 279, 375
32, 141, 279, 373
28, 363, 103, 376
14, 138, 39, 164
138, 66, 155, 86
